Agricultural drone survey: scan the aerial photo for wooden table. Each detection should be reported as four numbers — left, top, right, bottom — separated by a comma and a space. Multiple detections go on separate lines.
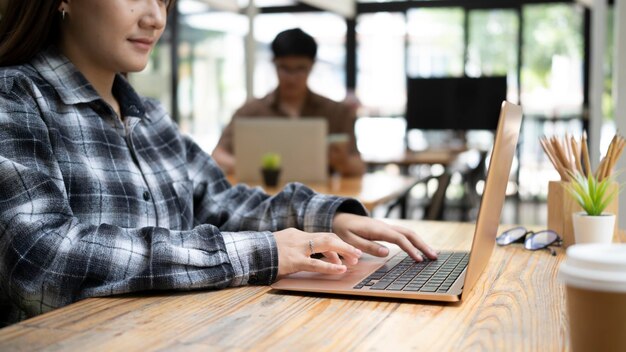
363, 148, 465, 168
228, 172, 420, 212
0, 220, 571, 351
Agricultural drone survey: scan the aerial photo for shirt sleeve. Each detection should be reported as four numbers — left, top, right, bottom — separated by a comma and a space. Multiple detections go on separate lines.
215, 117, 235, 153
0, 79, 277, 320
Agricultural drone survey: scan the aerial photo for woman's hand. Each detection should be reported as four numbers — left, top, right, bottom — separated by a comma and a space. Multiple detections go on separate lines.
274, 228, 362, 279
332, 213, 438, 262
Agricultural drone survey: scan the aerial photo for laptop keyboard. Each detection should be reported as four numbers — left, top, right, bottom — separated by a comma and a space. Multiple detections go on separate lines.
353, 251, 468, 293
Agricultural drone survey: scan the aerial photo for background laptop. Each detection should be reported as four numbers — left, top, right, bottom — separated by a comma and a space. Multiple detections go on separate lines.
271, 101, 523, 302
234, 118, 328, 183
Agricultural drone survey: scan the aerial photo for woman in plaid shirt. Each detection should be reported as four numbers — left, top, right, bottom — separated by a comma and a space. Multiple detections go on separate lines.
0, 0, 436, 326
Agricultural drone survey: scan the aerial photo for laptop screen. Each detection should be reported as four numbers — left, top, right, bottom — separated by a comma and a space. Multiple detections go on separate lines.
233, 118, 328, 183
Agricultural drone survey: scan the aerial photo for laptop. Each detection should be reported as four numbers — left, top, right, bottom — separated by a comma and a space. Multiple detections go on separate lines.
271, 101, 523, 302
234, 118, 328, 183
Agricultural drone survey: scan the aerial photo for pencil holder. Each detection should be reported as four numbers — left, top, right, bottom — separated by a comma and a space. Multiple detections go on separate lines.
547, 180, 620, 248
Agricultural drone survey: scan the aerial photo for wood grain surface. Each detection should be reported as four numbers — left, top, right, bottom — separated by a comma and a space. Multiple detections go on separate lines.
0, 221, 571, 352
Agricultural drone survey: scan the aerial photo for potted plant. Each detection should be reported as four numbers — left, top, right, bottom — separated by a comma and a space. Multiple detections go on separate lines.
565, 171, 619, 244
260, 152, 281, 187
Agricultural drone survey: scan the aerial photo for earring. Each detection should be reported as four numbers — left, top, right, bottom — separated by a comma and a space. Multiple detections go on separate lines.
61, 9, 66, 20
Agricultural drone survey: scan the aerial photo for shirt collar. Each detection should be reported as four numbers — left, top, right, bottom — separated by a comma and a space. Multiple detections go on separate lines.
268, 87, 320, 114
31, 46, 147, 119
113, 74, 148, 119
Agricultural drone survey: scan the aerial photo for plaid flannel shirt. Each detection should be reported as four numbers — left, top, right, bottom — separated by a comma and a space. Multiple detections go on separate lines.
0, 48, 366, 326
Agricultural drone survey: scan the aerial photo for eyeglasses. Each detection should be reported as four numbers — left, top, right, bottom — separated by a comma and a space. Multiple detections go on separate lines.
496, 226, 562, 256
275, 64, 311, 76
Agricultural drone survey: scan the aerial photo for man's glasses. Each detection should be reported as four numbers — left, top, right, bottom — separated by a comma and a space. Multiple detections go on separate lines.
496, 226, 562, 256
275, 65, 311, 76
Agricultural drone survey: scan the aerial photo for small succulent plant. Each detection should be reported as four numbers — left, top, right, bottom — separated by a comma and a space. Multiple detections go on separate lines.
565, 171, 618, 216
261, 153, 281, 170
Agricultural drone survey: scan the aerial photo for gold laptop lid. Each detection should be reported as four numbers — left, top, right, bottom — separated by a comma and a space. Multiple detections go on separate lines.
461, 101, 523, 299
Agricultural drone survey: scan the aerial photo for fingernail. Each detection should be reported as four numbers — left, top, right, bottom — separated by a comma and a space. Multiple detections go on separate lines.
413, 249, 423, 261
378, 247, 389, 256
354, 248, 362, 256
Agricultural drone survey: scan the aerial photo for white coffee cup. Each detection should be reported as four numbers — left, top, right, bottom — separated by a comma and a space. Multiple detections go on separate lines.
558, 244, 626, 352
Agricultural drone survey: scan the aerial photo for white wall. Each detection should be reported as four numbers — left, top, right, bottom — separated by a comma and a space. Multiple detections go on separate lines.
616, 0, 626, 229
589, 0, 608, 167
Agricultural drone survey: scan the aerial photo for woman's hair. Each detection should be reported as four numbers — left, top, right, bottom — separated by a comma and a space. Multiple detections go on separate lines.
0, 1, 61, 66
0, 0, 176, 67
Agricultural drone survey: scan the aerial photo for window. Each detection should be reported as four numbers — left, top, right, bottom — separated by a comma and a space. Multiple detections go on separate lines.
406, 8, 465, 78
521, 4, 584, 118
518, 3, 585, 198
467, 9, 519, 102
178, 11, 248, 152
356, 12, 406, 116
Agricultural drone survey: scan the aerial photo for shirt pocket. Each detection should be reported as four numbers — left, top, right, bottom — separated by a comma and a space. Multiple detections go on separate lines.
172, 180, 194, 230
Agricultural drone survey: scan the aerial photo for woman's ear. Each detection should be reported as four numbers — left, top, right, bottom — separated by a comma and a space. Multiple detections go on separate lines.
58, 0, 70, 13
58, 0, 71, 20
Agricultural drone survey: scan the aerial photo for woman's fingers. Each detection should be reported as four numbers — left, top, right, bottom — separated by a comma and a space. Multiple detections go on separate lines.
322, 251, 342, 265
275, 228, 364, 278
373, 227, 424, 261
390, 224, 438, 259
301, 257, 348, 274
335, 218, 422, 261
310, 234, 361, 265
368, 224, 438, 262
332, 214, 438, 262
338, 230, 391, 258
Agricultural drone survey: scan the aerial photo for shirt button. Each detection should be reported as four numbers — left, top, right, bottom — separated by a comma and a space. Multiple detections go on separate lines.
143, 191, 151, 201
248, 275, 258, 285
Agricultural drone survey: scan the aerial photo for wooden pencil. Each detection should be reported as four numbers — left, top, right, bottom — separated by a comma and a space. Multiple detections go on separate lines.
606, 136, 625, 178
563, 135, 574, 172
570, 136, 583, 174
581, 131, 592, 177
615, 137, 626, 164
596, 157, 606, 180
601, 135, 618, 180
541, 132, 624, 181
614, 137, 626, 176
540, 138, 567, 180
551, 137, 571, 180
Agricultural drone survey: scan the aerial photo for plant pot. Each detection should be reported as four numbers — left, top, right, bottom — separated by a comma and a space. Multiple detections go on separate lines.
572, 212, 616, 244
261, 168, 281, 187
547, 181, 620, 248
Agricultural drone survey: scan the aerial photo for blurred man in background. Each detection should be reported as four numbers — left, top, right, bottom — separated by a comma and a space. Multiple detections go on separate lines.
212, 28, 365, 176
